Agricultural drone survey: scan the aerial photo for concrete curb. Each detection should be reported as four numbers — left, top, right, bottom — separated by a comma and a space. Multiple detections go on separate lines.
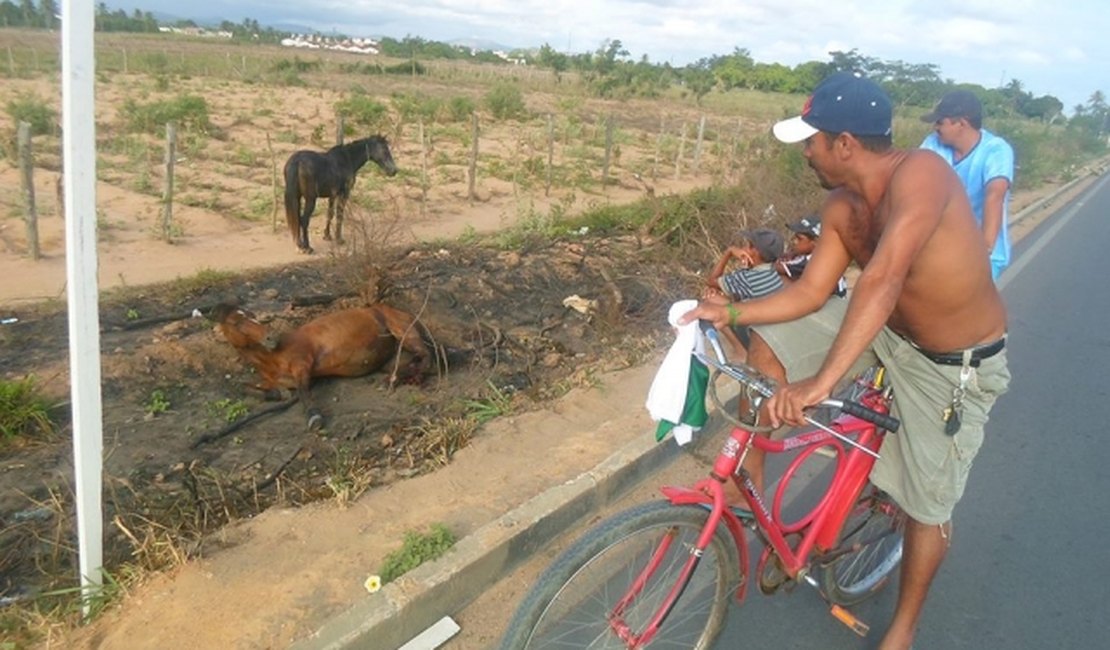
292, 431, 682, 650
1010, 158, 1110, 231
296, 159, 1110, 650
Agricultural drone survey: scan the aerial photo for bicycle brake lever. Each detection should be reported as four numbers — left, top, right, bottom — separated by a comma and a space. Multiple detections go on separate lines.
802, 414, 881, 460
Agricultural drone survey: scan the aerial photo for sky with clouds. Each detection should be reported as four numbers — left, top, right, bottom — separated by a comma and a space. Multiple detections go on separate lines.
129, 0, 1108, 113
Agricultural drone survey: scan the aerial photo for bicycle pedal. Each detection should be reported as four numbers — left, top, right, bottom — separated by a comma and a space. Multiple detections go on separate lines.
829, 604, 870, 637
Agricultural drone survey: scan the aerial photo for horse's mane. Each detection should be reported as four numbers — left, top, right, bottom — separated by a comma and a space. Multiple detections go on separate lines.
328, 134, 387, 155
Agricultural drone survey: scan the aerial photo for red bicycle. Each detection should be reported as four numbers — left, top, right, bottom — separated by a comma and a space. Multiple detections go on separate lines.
499, 323, 906, 649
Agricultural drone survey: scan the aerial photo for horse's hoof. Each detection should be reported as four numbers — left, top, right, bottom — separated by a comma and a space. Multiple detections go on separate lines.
322, 233, 332, 241
306, 411, 324, 431
298, 247, 314, 255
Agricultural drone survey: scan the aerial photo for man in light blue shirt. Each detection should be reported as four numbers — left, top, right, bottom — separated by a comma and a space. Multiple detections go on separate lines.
920, 90, 1014, 280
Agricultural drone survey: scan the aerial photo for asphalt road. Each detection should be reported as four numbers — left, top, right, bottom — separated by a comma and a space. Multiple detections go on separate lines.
710, 172, 1110, 649
461, 173, 1110, 650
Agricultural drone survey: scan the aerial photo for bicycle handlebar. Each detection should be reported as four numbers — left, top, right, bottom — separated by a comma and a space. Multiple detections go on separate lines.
696, 320, 900, 434
827, 399, 900, 434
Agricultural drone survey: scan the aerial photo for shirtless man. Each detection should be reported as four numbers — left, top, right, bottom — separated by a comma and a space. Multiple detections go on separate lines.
680, 72, 1011, 649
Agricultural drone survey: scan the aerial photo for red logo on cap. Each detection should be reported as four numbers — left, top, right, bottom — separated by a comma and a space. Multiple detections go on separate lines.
801, 95, 814, 117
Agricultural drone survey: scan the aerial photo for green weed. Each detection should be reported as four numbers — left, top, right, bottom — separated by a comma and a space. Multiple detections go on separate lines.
335, 94, 389, 132
143, 390, 170, 416
444, 96, 476, 122
119, 94, 212, 135
484, 82, 527, 120
458, 381, 514, 423
5, 93, 56, 136
206, 398, 249, 423
0, 376, 58, 448
379, 524, 456, 583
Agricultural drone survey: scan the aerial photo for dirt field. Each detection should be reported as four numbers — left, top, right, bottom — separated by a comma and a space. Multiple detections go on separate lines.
0, 29, 774, 643
0, 29, 1087, 647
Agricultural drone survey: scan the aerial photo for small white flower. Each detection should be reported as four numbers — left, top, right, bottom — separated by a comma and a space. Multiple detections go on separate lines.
364, 574, 382, 593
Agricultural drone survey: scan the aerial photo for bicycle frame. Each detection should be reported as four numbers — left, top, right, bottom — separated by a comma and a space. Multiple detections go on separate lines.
625, 378, 892, 647
672, 390, 885, 556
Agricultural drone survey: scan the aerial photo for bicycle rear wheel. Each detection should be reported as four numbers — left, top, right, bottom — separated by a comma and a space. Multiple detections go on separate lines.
820, 487, 905, 606
498, 500, 739, 649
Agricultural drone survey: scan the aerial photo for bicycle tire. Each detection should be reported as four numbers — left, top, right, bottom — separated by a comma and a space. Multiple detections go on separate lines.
820, 487, 905, 606
498, 500, 739, 649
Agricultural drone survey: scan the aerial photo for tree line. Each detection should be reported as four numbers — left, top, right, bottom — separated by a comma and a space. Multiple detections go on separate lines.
4, 1, 1106, 140
0, 2, 286, 43
532, 40, 1107, 141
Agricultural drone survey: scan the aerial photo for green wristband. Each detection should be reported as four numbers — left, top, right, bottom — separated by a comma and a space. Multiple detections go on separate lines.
726, 303, 741, 327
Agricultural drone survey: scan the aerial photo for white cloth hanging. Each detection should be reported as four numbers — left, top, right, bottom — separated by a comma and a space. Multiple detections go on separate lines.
645, 300, 705, 444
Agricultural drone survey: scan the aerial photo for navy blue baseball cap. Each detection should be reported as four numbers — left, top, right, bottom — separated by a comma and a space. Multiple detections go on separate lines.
773, 71, 893, 143
921, 89, 982, 123
787, 214, 821, 238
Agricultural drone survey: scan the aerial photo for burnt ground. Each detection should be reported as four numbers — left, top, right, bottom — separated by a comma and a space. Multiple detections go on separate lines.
0, 232, 695, 603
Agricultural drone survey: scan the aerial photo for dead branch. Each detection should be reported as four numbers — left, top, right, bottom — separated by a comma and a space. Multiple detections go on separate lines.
255, 444, 307, 492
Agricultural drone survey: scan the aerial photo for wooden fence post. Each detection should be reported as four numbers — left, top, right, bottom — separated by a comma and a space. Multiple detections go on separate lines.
674, 122, 687, 181
693, 115, 706, 175
546, 113, 554, 197
122, 47, 128, 74
266, 131, 278, 232
6, 46, 14, 76
161, 123, 177, 242
602, 114, 614, 188
336, 115, 345, 145
467, 113, 479, 201
418, 119, 428, 216
55, 173, 64, 221
54, 143, 65, 218
653, 114, 665, 182
17, 122, 40, 260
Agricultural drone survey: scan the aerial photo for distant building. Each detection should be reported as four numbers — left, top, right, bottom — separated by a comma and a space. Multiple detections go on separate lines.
280, 34, 379, 55
157, 25, 232, 39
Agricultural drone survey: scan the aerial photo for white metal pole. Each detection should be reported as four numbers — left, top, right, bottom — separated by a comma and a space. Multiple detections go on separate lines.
61, 0, 104, 613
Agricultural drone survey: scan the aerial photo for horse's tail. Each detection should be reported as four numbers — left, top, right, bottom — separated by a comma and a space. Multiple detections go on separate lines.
283, 156, 301, 244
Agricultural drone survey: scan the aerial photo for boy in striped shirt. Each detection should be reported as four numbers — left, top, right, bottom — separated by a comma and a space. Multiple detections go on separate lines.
704, 228, 785, 359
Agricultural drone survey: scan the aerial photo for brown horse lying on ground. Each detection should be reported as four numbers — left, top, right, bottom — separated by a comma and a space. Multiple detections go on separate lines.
211, 303, 430, 430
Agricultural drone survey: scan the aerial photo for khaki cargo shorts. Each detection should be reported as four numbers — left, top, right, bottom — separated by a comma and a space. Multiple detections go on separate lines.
752, 298, 1011, 525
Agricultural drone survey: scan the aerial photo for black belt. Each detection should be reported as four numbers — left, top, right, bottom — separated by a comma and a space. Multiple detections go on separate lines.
912, 336, 1006, 368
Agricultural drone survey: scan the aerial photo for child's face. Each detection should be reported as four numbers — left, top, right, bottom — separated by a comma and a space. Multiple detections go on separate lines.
742, 242, 762, 264
791, 233, 816, 254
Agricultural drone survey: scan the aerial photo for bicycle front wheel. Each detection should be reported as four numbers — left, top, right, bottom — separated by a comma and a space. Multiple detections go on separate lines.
820, 487, 905, 606
498, 500, 740, 649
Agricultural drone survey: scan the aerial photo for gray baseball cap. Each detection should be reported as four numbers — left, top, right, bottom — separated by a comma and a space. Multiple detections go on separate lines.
741, 228, 784, 262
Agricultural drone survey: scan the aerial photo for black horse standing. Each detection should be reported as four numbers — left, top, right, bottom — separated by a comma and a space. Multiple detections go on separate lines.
283, 136, 397, 254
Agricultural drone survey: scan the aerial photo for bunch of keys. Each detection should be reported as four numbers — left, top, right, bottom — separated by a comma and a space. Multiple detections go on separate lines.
942, 365, 971, 436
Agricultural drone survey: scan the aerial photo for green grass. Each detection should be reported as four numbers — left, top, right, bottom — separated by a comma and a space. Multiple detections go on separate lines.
379, 524, 456, 583
458, 381, 514, 423
5, 92, 56, 136
119, 94, 212, 135
0, 376, 58, 449
143, 389, 170, 416
206, 398, 249, 423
